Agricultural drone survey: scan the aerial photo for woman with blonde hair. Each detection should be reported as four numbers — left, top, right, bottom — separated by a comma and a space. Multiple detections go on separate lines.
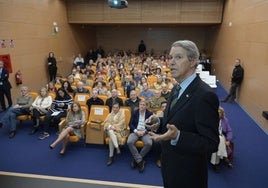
29, 87, 52, 135
104, 102, 126, 166
49, 102, 85, 155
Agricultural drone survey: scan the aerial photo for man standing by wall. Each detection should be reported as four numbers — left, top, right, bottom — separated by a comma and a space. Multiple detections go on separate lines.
221, 58, 244, 103
0, 60, 12, 111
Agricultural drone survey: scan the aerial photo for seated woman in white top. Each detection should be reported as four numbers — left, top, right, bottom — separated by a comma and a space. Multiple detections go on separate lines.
49, 102, 85, 155
29, 87, 52, 135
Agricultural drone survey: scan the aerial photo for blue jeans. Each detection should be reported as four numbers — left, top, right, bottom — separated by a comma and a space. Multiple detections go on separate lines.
1, 107, 30, 131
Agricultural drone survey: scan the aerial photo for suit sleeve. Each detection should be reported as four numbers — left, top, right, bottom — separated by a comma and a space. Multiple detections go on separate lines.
176, 91, 219, 154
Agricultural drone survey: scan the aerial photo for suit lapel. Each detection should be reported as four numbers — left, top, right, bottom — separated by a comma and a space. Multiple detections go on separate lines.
165, 77, 201, 122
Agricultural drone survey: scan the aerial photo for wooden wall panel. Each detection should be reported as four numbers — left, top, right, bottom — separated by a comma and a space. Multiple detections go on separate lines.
93, 25, 209, 54
66, 0, 223, 24
0, 0, 95, 98
210, 0, 268, 132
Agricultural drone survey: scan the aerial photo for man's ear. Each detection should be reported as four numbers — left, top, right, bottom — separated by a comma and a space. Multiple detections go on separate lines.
191, 59, 198, 68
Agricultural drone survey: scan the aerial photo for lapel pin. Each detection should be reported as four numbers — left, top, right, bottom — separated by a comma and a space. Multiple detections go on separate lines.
186, 94, 189, 98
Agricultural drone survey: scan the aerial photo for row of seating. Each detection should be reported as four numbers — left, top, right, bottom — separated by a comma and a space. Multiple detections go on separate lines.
16, 91, 144, 148
59, 105, 144, 148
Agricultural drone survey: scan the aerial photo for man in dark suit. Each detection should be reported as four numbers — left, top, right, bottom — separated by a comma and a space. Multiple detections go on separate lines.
73, 81, 89, 96
86, 88, 104, 112
125, 90, 140, 113
0, 60, 12, 111
105, 89, 123, 112
149, 40, 219, 188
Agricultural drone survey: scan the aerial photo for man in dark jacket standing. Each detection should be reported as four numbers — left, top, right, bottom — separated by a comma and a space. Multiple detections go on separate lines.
148, 40, 219, 188
0, 60, 12, 111
221, 58, 244, 103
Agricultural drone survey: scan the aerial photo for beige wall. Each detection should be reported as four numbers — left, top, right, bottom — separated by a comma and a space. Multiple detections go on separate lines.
210, 0, 268, 132
0, 0, 95, 98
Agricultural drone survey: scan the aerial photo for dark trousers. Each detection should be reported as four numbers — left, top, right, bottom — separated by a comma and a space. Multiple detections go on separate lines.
42, 110, 66, 133
48, 67, 57, 82
225, 83, 239, 101
0, 87, 12, 109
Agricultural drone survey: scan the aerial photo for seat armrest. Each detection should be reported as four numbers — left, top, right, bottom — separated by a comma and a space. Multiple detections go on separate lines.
58, 119, 66, 132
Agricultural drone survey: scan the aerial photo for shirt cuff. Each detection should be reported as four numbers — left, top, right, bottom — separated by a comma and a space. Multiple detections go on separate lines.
170, 130, 180, 146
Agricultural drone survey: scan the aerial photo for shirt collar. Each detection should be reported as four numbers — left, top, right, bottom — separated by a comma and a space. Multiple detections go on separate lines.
179, 73, 196, 95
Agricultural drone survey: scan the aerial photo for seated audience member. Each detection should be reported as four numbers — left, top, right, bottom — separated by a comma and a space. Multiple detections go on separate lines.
86, 88, 104, 112
211, 106, 234, 172
47, 81, 57, 93
49, 102, 85, 155
148, 89, 166, 114
125, 90, 141, 113
84, 64, 95, 79
143, 66, 152, 77
122, 75, 136, 98
151, 75, 164, 90
73, 53, 85, 69
76, 65, 84, 74
29, 87, 53, 135
67, 75, 76, 87
155, 66, 162, 76
105, 89, 124, 112
73, 81, 90, 96
71, 68, 81, 79
160, 83, 171, 100
156, 101, 167, 118
80, 74, 91, 86
136, 76, 147, 92
107, 70, 120, 83
55, 74, 63, 85
104, 102, 126, 166
139, 82, 154, 101
93, 81, 108, 95
127, 100, 153, 173
61, 80, 74, 94
0, 86, 34, 138
106, 81, 122, 98
38, 88, 73, 140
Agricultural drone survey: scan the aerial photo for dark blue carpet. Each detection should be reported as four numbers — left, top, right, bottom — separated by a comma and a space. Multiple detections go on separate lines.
0, 83, 268, 188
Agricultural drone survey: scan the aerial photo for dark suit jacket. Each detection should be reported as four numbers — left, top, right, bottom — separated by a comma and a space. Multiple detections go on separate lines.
0, 68, 12, 90
105, 97, 123, 112
160, 76, 219, 188
129, 109, 153, 133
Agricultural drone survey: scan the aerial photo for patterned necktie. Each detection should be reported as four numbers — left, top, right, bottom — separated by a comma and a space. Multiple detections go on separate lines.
170, 85, 181, 109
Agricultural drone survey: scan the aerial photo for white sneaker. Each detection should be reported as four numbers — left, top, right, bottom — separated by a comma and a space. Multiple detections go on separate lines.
39, 132, 50, 140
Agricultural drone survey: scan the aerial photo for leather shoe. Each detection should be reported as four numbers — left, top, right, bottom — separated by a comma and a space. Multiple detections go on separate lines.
213, 164, 221, 173
9, 131, 16, 139
137, 160, 145, 173
131, 159, 137, 168
107, 157, 113, 166
156, 159, 161, 168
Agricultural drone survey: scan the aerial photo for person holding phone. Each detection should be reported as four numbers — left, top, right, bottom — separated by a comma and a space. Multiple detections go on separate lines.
127, 99, 153, 173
